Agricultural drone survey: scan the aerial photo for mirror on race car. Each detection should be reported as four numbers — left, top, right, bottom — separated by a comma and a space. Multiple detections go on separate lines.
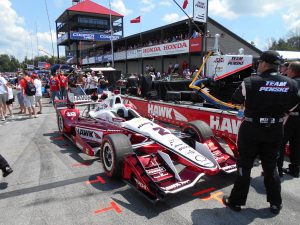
67, 92, 75, 104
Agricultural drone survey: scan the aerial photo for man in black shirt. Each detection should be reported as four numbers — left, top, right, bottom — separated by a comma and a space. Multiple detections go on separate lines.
222, 51, 300, 215
278, 61, 300, 178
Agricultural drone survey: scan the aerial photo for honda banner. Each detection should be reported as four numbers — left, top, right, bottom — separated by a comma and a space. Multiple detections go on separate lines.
142, 40, 189, 58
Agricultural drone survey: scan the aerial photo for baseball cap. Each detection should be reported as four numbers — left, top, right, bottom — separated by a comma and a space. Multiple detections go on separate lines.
259, 50, 282, 65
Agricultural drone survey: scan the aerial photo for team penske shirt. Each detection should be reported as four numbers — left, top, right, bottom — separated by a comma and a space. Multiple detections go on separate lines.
50, 76, 60, 92
59, 75, 68, 88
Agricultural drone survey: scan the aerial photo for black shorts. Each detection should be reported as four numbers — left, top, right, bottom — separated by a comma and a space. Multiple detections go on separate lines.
6, 98, 14, 105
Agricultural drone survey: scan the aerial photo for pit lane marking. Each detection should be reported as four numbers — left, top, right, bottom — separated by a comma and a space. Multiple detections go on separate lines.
193, 187, 216, 197
94, 201, 122, 214
201, 191, 224, 204
86, 175, 106, 184
71, 162, 91, 167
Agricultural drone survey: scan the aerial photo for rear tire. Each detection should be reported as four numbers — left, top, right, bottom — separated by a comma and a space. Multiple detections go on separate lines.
57, 113, 64, 133
100, 134, 133, 178
182, 120, 213, 148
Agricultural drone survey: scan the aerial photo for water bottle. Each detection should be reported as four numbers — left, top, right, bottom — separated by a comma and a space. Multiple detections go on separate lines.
236, 105, 244, 119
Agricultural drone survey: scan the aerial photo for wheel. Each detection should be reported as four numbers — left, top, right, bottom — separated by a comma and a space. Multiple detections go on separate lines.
57, 113, 64, 133
182, 120, 213, 148
100, 134, 133, 178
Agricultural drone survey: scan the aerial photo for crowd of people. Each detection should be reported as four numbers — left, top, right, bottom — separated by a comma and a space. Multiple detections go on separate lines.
0, 69, 111, 122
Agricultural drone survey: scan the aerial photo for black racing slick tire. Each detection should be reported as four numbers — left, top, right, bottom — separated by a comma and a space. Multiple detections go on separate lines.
182, 120, 213, 148
100, 134, 133, 178
57, 113, 65, 134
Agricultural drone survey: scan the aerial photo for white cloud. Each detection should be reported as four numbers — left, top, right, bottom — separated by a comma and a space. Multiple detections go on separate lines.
140, 0, 156, 13
159, 1, 172, 7
0, 0, 59, 61
162, 13, 180, 23
209, 0, 300, 34
111, 0, 132, 16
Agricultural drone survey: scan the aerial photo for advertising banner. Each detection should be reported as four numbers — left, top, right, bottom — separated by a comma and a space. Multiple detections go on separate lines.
70, 32, 121, 41
114, 51, 126, 61
95, 56, 103, 63
127, 49, 142, 59
142, 40, 189, 58
57, 33, 68, 44
206, 55, 253, 80
189, 37, 202, 52
193, 0, 208, 23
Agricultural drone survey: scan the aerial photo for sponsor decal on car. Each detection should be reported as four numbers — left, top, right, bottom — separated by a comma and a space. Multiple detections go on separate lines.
148, 104, 188, 122
161, 180, 190, 191
75, 127, 103, 142
134, 178, 147, 190
210, 115, 241, 135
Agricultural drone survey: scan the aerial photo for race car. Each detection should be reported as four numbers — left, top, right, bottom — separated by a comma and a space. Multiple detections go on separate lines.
56, 93, 237, 202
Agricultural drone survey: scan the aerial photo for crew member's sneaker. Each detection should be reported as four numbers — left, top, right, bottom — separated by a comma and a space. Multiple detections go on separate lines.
1, 117, 5, 121
222, 195, 241, 212
2, 166, 13, 177
282, 168, 299, 178
270, 204, 282, 215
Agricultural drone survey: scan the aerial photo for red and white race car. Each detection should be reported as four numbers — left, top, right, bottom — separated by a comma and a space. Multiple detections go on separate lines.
56, 93, 238, 202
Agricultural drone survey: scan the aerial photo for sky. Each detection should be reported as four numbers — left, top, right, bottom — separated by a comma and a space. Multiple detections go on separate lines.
0, 0, 300, 61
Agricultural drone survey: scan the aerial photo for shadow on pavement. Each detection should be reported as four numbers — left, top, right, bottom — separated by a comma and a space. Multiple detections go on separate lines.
0, 182, 8, 190
109, 172, 237, 219
191, 207, 277, 225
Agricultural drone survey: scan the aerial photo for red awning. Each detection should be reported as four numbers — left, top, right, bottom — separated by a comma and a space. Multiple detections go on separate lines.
67, 0, 123, 17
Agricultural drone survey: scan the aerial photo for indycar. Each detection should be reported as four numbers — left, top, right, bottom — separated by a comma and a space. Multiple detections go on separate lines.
56, 92, 238, 202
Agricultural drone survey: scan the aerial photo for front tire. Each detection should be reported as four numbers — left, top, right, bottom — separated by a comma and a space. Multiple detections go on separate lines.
182, 120, 213, 148
100, 134, 133, 178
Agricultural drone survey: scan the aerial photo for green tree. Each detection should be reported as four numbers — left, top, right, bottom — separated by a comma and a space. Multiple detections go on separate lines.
0, 54, 20, 72
269, 33, 300, 51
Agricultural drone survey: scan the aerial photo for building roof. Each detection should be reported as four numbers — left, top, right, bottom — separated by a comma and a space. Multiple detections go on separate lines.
67, 0, 123, 17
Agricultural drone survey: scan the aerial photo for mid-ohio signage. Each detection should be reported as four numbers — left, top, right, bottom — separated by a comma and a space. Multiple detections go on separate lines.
70, 32, 121, 41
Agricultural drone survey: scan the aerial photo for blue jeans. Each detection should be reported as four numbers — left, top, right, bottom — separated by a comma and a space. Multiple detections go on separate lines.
51, 91, 60, 102
60, 88, 68, 100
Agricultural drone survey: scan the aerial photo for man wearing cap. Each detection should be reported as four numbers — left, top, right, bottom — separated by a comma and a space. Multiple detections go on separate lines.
278, 61, 300, 178
222, 50, 300, 214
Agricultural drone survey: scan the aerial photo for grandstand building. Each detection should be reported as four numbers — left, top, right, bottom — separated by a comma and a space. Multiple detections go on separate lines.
56, 0, 261, 74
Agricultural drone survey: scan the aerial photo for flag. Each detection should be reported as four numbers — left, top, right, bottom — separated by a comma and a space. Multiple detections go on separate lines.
183, 0, 188, 9
130, 16, 141, 23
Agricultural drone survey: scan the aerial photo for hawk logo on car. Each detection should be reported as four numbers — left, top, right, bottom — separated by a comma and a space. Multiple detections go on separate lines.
148, 104, 188, 121
76, 128, 103, 142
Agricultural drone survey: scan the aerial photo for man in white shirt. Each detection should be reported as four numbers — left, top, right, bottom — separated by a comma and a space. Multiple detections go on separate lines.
86, 71, 98, 94
0, 74, 8, 121
32, 74, 43, 114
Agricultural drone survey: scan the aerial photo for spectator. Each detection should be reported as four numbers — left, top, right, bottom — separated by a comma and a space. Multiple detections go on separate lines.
86, 71, 98, 95
20, 72, 37, 118
0, 73, 8, 121
16, 76, 26, 114
49, 72, 61, 103
59, 71, 68, 99
32, 74, 43, 114
98, 73, 109, 94
5, 82, 14, 118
